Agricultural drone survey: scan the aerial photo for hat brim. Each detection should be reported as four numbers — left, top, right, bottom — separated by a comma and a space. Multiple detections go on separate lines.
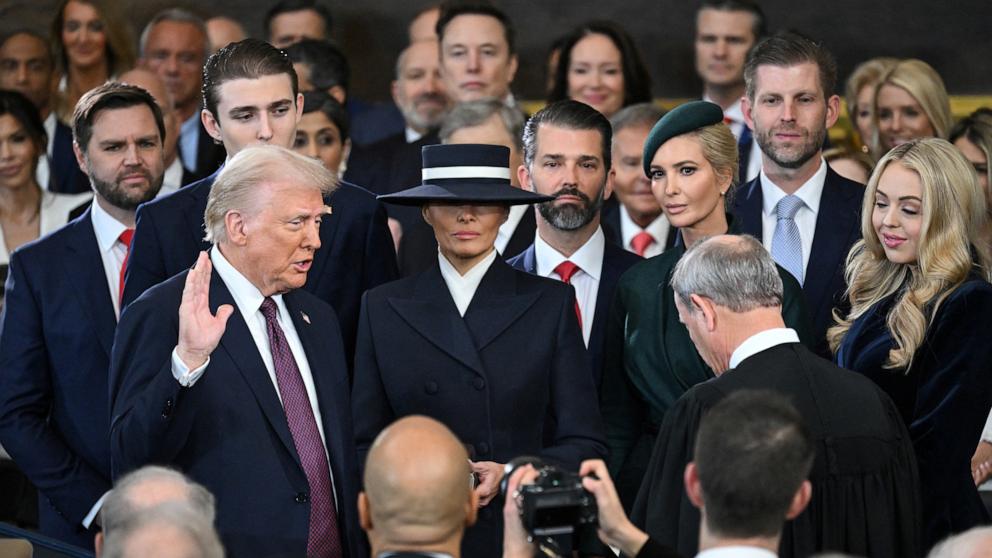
377, 182, 554, 206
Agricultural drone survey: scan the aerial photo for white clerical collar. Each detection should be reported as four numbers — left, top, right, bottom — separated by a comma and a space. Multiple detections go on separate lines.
90, 197, 130, 255
405, 126, 424, 143
729, 328, 800, 369
533, 226, 605, 281
697, 546, 777, 558
760, 158, 828, 218
437, 248, 498, 316
619, 204, 669, 251
210, 244, 286, 320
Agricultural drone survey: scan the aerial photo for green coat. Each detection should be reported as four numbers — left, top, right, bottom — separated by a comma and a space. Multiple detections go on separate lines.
600, 241, 813, 505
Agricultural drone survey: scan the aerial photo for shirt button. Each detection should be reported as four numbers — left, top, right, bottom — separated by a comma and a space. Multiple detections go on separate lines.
424, 381, 439, 395
473, 378, 485, 390
295, 492, 309, 504
162, 398, 174, 418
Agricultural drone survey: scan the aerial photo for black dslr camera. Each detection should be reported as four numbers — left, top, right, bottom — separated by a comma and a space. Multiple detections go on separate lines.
500, 456, 598, 537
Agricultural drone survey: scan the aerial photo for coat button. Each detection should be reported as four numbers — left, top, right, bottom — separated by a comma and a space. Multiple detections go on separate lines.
295, 492, 309, 504
473, 378, 485, 390
162, 398, 174, 418
477, 442, 490, 455
424, 381, 439, 395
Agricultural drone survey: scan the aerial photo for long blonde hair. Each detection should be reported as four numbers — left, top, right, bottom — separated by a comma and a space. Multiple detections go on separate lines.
828, 138, 990, 369
871, 59, 951, 160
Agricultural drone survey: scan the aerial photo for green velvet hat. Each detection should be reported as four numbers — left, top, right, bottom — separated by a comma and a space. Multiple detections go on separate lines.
642, 101, 725, 176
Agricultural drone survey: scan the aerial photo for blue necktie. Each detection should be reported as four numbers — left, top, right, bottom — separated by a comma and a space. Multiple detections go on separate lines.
772, 195, 805, 285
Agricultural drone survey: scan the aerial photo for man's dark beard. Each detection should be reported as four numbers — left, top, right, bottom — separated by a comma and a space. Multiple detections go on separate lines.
89, 169, 162, 211
537, 185, 604, 231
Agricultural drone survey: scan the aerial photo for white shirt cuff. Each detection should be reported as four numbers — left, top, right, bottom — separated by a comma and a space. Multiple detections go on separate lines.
82, 491, 109, 529
171, 347, 209, 387
982, 408, 992, 443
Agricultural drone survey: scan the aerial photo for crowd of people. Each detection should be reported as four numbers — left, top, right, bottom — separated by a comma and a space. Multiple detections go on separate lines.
0, 0, 991, 557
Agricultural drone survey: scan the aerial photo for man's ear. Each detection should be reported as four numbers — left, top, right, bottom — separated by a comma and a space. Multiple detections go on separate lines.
358, 492, 372, 531
72, 141, 87, 175
741, 94, 755, 131
465, 489, 479, 527
603, 167, 615, 201
94, 531, 104, 557
224, 210, 249, 245
825, 94, 841, 129
421, 205, 433, 226
390, 80, 401, 107
201, 108, 223, 144
785, 480, 812, 520
689, 293, 718, 332
517, 163, 534, 193
684, 462, 705, 510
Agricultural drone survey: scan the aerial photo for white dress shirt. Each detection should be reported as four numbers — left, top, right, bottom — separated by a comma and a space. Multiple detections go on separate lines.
179, 112, 201, 173
169, 246, 336, 504
495, 204, 529, 255
729, 328, 801, 369
36, 112, 57, 191
619, 205, 669, 258
759, 159, 828, 284
696, 545, 777, 558
404, 126, 424, 144
533, 228, 605, 346
437, 248, 498, 316
159, 158, 185, 198
0, 190, 92, 266
90, 197, 131, 318
705, 95, 762, 183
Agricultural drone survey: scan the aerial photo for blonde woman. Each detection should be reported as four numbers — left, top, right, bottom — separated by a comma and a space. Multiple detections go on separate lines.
830, 137, 992, 547
873, 59, 952, 158
844, 57, 898, 156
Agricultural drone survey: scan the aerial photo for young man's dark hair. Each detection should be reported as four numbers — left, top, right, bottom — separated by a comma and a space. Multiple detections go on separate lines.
264, 0, 333, 38
201, 38, 300, 120
435, 0, 516, 55
696, 0, 768, 40
522, 99, 613, 171
285, 38, 349, 93
694, 389, 814, 538
744, 31, 838, 102
73, 82, 166, 152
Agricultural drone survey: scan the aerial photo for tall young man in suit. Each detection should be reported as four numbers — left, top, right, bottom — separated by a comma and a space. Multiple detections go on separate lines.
123, 38, 397, 367
735, 32, 863, 354
111, 145, 365, 558
509, 99, 641, 386
0, 83, 166, 549
632, 235, 920, 558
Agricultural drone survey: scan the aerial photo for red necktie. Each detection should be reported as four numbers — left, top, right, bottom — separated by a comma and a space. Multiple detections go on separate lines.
554, 260, 583, 330
260, 298, 342, 558
631, 231, 655, 257
117, 229, 134, 304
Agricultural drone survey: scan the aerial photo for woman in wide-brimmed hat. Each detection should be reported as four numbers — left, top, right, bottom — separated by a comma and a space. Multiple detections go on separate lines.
351, 143, 608, 558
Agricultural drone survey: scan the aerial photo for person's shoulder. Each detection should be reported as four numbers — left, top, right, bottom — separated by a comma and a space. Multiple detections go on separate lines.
41, 189, 92, 218
604, 241, 643, 270
141, 175, 213, 215
125, 268, 189, 314
328, 179, 379, 210
618, 249, 681, 288
939, 276, 992, 316
10, 211, 90, 264
365, 273, 420, 301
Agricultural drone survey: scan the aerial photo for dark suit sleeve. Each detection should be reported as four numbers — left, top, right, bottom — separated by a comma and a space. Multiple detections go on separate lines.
121, 204, 168, 308
362, 200, 399, 289
539, 285, 608, 469
778, 266, 815, 347
350, 292, 395, 469
109, 292, 197, 478
0, 253, 111, 524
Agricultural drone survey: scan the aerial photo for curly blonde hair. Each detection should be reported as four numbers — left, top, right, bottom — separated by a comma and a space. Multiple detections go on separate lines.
828, 138, 990, 369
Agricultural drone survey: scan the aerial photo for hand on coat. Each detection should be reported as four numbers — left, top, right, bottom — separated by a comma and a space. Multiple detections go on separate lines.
972, 440, 992, 486
471, 460, 505, 507
177, 251, 233, 370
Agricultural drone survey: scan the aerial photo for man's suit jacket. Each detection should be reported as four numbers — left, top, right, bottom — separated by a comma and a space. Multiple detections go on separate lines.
122, 171, 398, 367
0, 209, 113, 549
48, 119, 89, 194
732, 166, 863, 352
345, 131, 438, 197
631, 342, 921, 558
185, 122, 226, 183
110, 267, 366, 558
506, 237, 642, 387
352, 256, 608, 558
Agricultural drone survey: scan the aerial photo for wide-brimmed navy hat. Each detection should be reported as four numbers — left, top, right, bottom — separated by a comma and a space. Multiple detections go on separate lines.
377, 144, 553, 206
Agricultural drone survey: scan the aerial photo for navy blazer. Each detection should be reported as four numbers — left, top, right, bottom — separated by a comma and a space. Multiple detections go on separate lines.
0, 209, 113, 549
48, 119, 89, 194
352, 256, 607, 558
110, 268, 366, 558
732, 166, 863, 353
121, 171, 398, 367
506, 237, 642, 387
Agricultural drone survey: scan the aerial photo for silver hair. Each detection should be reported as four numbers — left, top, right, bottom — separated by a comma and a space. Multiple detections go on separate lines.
439, 98, 525, 151
204, 145, 337, 244
102, 502, 225, 558
928, 526, 992, 558
671, 235, 783, 313
100, 466, 216, 536
139, 8, 209, 61
609, 102, 665, 135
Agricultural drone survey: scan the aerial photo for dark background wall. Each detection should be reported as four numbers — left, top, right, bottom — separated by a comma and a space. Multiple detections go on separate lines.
3, 0, 990, 102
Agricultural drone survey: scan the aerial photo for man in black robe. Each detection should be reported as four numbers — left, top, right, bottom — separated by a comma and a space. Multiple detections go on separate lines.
630, 234, 921, 558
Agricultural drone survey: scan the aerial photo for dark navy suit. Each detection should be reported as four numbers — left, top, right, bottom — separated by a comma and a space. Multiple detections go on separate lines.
507, 236, 641, 387
732, 166, 863, 353
0, 209, 113, 549
110, 266, 366, 558
122, 171, 398, 367
48, 119, 89, 194
352, 256, 607, 558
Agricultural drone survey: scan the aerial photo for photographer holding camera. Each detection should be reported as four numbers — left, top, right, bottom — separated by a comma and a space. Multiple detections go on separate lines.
503, 390, 814, 558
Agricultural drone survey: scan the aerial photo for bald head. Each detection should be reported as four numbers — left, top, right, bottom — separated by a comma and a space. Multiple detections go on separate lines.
103, 503, 224, 558
119, 68, 179, 164
101, 466, 216, 535
929, 526, 992, 558
206, 16, 246, 54
362, 416, 476, 550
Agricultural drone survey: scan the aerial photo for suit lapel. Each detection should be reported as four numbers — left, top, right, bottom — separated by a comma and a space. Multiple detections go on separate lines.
592, 244, 624, 340
184, 176, 216, 253
209, 268, 299, 463
63, 211, 116, 358
732, 176, 764, 238
387, 264, 486, 374
804, 168, 861, 313
519, 244, 537, 274
464, 257, 541, 351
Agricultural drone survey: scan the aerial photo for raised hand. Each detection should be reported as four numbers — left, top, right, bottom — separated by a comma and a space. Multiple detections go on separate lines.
177, 251, 234, 370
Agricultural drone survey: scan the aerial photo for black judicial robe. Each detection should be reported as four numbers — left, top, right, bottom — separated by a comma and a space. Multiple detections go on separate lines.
631, 342, 921, 558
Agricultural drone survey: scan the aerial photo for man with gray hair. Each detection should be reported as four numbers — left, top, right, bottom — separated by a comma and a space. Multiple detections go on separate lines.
100, 503, 224, 558
140, 8, 224, 182
110, 145, 366, 558
95, 465, 215, 556
631, 234, 921, 558
928, 526, 992, 558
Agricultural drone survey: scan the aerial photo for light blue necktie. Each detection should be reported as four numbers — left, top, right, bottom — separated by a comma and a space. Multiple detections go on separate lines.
772, 195, 805, 285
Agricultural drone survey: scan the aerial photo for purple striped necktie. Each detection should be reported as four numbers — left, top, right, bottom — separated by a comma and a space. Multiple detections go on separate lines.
260, 297, 342, 558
